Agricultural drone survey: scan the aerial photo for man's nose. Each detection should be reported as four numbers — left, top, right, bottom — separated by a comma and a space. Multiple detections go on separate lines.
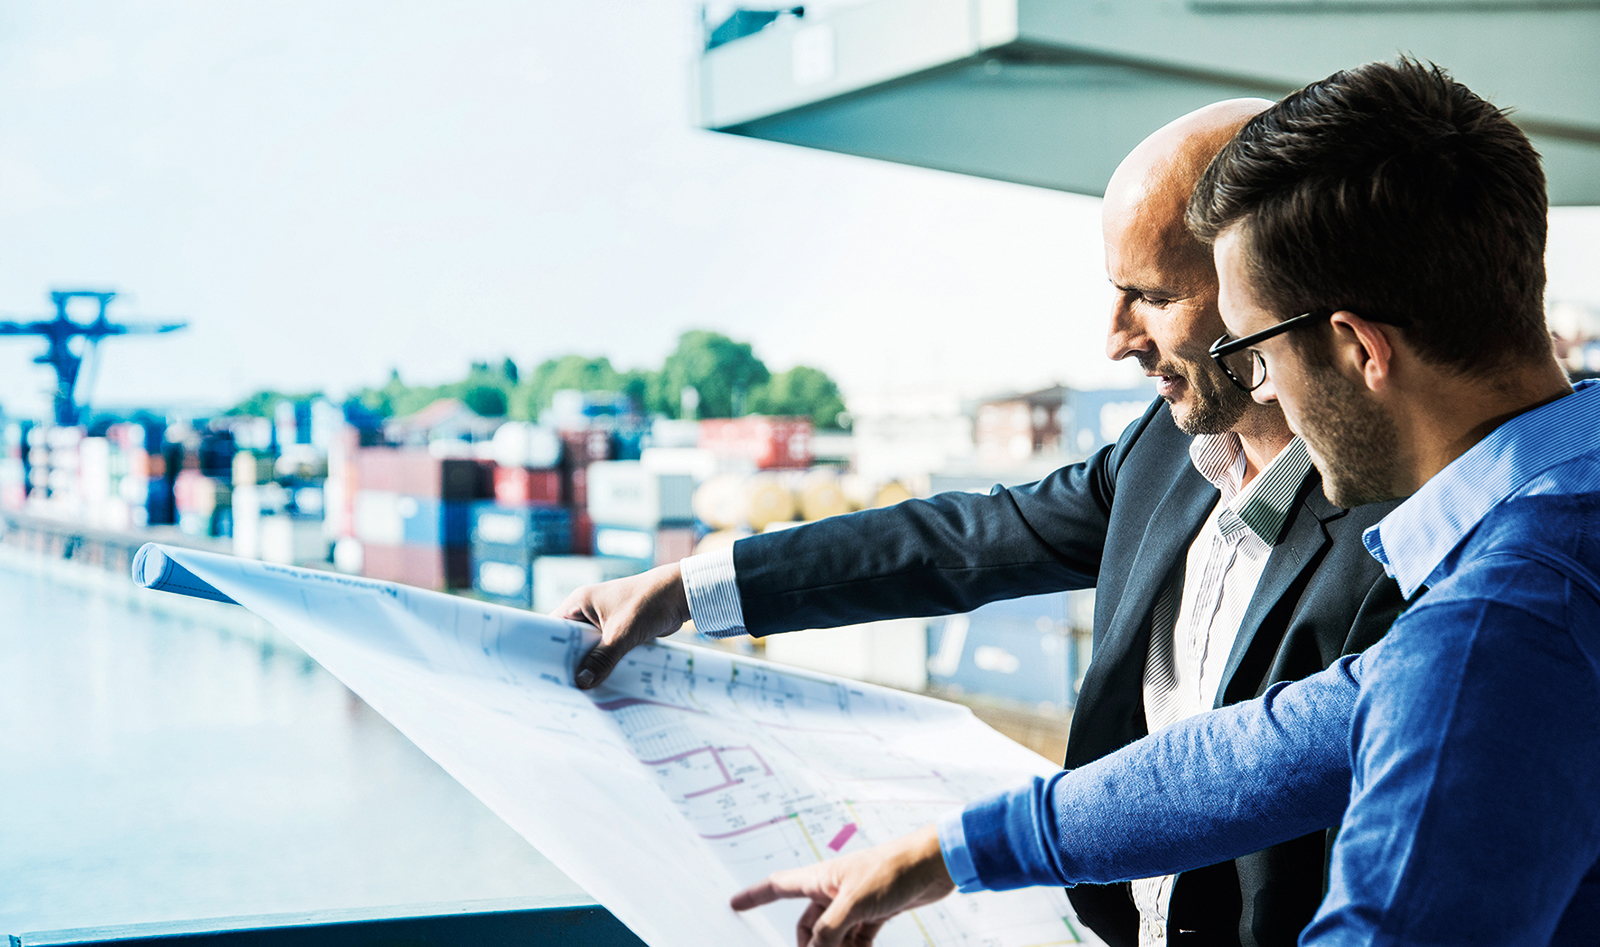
1253, 374, 1279, 405
1106, 295, 1151, 362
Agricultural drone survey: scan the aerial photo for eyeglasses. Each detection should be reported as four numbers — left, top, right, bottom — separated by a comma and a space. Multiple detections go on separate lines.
1208, 309, 1334, 393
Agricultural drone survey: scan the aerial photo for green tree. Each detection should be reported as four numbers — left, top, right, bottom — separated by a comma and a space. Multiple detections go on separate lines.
456, 361, 511, 417
228, 388, 325, 418
509, 355, 629, 420
651, 331, 770, 419
748, 365, 849, 429
350, 369, 446, 418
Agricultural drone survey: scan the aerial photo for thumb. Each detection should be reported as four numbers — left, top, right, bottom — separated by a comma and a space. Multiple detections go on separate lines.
807, 896, 858, 947
575, 641, 623, 690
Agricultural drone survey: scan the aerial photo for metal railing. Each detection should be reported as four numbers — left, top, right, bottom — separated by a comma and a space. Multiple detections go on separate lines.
8, 896, 647, 947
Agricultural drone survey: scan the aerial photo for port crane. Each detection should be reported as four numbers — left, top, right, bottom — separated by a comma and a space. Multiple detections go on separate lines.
0, 290, 186, 426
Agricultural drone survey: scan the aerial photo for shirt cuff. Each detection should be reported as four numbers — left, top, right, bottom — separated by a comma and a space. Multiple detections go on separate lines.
680, 546, 747, 638
938, 808, 983, 893
958, 775, 1074, 891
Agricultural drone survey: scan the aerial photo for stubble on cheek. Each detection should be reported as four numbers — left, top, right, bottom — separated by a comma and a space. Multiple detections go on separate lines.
1294, 373, 1401, 508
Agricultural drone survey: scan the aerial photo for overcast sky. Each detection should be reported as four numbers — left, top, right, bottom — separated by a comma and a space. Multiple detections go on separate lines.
1, 0, 1596, 420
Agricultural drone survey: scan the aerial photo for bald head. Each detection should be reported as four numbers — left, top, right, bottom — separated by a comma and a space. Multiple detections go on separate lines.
1103, 97, 1287, 446
1105, 98, 1272, 271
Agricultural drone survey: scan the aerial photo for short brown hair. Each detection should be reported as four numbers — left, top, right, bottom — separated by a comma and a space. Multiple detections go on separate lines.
1187, 59, 1551, 373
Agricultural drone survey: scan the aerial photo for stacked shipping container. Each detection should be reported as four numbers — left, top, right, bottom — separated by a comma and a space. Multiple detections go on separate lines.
351, 449, 488, 590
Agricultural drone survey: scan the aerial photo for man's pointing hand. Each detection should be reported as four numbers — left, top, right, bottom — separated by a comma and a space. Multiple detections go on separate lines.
730, 824, 956, 947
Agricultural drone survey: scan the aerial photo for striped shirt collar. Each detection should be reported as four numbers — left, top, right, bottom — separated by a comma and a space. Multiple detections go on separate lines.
1363, 378, 1600, 599
1188, 433, 1314, 546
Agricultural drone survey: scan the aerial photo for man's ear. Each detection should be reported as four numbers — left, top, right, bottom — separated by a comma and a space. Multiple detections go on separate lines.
1329, 311, 1394, 393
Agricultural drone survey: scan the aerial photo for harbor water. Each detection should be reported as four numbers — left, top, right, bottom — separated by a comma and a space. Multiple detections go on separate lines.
0, 550, 586, 935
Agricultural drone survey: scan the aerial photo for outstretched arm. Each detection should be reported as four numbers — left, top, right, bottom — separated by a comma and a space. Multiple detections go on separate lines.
561, 401, 1174, 688
955, 656, 1358, 890
731, 657, 1362, 944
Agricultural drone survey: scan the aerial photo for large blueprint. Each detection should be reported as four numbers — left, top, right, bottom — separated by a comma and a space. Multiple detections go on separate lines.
134, 543, 1101, 947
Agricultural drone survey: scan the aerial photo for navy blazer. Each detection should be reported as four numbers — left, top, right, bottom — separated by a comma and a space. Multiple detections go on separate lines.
729, 399, 1405, 947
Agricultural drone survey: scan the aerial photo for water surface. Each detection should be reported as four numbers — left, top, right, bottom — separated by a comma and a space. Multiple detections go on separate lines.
0, 553, 586, 934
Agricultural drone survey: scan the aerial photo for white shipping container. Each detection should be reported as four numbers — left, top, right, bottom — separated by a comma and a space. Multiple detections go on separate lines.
586, 461, 694, 528
259, 515, 327, 566
78, 438, 112, 502
491, 422, 563, 469
233, 486, 261, 559
532, 555, 647, 614
353, 490, 406, 546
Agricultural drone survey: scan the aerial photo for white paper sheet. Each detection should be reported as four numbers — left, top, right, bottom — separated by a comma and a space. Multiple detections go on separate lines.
134, 543, 1102, 947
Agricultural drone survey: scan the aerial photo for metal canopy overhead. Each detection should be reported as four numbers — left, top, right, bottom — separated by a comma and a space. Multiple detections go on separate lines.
694, 0, 1600, 204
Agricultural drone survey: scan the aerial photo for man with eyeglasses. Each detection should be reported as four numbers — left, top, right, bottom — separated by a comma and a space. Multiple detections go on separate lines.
728, 59, 1600, 947
559, 101, 1406, 946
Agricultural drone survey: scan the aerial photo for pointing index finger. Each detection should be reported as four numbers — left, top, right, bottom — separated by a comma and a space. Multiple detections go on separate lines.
729, 868, 820, 911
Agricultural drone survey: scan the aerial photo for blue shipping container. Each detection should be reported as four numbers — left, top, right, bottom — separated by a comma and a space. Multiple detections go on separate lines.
469, 502, 571, 561
398, 496, 472, 546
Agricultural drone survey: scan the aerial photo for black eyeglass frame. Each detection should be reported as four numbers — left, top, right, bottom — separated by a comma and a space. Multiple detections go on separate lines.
1208, 308, 1335, 393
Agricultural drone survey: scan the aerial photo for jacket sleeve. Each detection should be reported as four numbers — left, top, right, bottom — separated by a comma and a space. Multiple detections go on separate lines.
731, 399, 1167, 636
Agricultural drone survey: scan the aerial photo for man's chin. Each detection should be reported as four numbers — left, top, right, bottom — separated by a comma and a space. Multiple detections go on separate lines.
1170, 391, 1249, 437
1308, 442, 1402, 508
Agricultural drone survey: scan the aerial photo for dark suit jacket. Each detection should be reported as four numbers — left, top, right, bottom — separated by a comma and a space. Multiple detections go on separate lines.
728, 400, 1406, 947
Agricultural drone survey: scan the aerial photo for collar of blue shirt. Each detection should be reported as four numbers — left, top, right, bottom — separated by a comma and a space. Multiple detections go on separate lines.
1363, 377, 1600, 598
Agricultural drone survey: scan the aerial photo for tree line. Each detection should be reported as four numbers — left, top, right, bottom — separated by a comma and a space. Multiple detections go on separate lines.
229, 331, 850, 430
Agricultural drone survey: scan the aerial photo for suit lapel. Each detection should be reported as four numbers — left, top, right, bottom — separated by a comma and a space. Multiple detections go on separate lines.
1104, 464, 1218, 657
1068, 463, 1217, 760
1213, 472, 1343, 707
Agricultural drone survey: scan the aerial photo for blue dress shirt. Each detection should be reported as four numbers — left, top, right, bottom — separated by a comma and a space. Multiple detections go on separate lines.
942, 379, 1600, 945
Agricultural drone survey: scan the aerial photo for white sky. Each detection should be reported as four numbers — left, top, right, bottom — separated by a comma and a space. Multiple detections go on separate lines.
0, 1, 1596, 419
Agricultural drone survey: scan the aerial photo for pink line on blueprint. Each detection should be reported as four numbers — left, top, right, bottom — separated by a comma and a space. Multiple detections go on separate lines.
827, 823, 857, 851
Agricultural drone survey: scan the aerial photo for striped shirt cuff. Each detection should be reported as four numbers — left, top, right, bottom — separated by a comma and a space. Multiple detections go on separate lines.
680, 546, 748, 638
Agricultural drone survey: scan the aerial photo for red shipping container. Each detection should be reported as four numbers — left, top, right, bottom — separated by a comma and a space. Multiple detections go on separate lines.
699, 417, 814, 469
361, 542, 471, 590
494, 466, 562, 505
353, 449, 487, 500
569, 510, 594, 556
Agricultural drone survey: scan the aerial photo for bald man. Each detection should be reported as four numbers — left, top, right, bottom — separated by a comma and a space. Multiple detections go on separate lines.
559, 102, 1404, 947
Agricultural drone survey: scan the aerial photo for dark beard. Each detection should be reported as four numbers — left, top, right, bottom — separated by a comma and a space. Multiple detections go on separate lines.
1296, 370, 1401, 508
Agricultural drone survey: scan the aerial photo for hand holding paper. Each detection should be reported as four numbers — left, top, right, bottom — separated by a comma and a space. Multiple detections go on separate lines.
556, 562, 691, 689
